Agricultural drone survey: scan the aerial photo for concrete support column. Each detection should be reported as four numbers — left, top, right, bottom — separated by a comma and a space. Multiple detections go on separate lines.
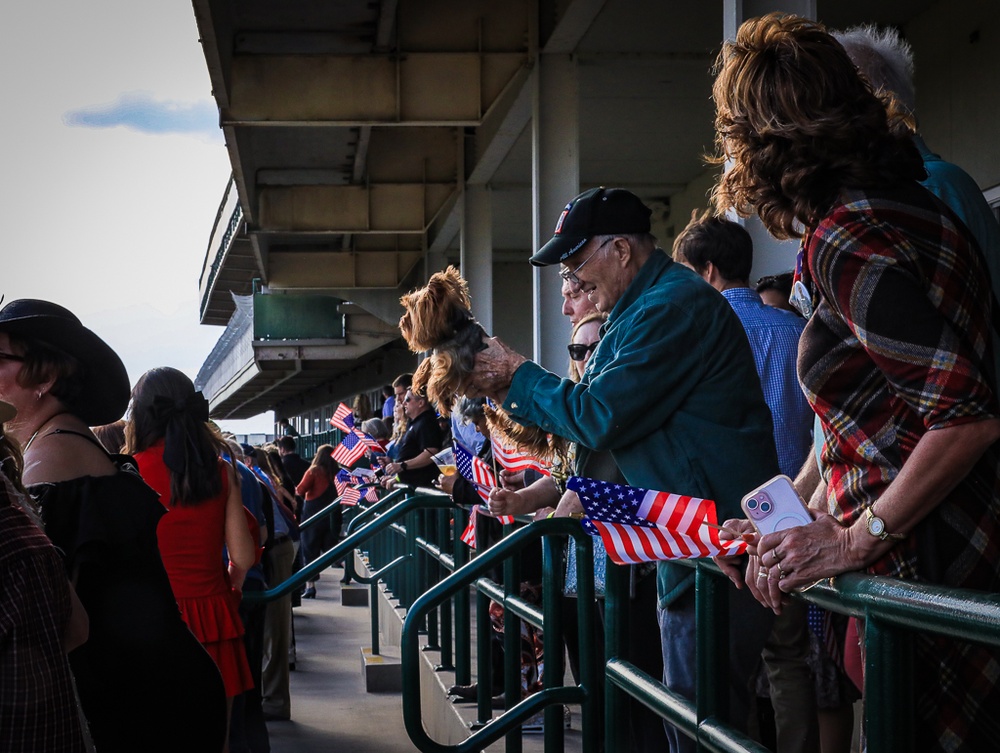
460, 184, 493, 333
723, 0, 817, 280
532, 54, 579, 372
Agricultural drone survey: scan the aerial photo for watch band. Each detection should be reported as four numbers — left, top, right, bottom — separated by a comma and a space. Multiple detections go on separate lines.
400, 460, 408, 472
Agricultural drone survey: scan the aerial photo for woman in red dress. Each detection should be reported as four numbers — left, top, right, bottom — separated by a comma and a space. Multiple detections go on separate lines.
126, 367, 256, 752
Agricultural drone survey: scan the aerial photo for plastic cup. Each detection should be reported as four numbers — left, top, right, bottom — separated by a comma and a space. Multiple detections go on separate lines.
432, 447, 457, 476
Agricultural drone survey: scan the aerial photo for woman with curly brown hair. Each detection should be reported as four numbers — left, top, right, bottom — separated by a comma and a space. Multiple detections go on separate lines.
712, 14, 1000, 752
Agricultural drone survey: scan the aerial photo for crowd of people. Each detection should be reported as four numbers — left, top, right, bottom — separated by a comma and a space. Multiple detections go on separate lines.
2, 14, 999, 753
0, 296, 361, 752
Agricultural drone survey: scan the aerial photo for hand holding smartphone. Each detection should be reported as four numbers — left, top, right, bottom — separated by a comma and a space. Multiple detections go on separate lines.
740, 474, 812, 537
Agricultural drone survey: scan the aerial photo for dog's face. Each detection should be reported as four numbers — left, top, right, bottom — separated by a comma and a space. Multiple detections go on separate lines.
398, 266, 472, 351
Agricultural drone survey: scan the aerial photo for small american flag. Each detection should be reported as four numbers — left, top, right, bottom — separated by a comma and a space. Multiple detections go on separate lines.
568, 476, 748, 565
453, 442, 513, 523
460, 506, 477, 548
332, 431, 366, 467
491, 435, 551, 477
334, 469, 379, 505
335, 469, 351, 496
330, 403, 355, 433
353, 428, 382, 452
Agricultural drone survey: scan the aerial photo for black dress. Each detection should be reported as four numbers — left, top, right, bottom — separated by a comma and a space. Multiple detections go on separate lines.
31, 453, 226, 753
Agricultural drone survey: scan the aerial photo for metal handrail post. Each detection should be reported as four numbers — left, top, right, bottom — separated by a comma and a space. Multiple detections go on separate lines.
603, 559, 630, 753
541, 535, 564, 753
865, 615, 914, 753
503, 527, 523, 753
436, 509, 453, 669
476, 588, 493, 726
407, 510, 421, 620
694, 564, 729, 751
573, 535, 596, 753
424, 511, 440, 649
453, 507, 472, 685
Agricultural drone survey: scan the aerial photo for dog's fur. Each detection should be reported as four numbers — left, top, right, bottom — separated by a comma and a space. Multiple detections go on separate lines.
398, 267, 561, 461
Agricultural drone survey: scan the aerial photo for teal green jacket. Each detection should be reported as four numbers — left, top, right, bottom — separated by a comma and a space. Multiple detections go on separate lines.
504, 251, 779, 607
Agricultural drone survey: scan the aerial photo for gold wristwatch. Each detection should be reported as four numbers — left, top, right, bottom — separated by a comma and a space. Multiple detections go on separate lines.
865, 504, 905, 542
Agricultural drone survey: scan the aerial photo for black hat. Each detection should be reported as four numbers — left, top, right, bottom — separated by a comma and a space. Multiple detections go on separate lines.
529, 187, 652, 267
0, 299, 130, 426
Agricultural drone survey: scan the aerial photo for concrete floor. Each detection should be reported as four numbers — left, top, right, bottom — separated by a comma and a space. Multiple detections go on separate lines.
266, 572, 419, 753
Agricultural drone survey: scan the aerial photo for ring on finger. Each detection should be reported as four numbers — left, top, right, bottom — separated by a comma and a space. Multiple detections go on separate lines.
777, 564, 786, 579
756, 570, 768, 580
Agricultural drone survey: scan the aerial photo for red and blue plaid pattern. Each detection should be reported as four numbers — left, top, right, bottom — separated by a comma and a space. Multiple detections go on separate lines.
798, 185, 1000, 750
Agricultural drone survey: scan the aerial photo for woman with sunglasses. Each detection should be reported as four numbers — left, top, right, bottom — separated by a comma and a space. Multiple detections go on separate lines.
567, 311, 606, 382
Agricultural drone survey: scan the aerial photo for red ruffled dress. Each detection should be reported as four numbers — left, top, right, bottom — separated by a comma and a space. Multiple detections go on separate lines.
135, 444, 253, 697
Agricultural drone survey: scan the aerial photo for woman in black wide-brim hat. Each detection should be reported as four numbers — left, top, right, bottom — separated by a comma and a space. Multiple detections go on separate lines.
0, 299, 227, 753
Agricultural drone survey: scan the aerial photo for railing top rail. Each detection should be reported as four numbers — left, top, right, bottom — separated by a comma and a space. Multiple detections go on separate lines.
675, 560, 1000, 648
245, 489, 456, 603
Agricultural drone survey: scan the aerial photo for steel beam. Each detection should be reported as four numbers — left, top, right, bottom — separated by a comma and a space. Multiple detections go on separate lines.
257, 183, 455, 233
267, 250, 423, 289
224, 53, 525, 125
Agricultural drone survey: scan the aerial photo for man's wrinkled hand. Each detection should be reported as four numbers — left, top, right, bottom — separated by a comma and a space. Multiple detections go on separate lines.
462, 337, 527, 400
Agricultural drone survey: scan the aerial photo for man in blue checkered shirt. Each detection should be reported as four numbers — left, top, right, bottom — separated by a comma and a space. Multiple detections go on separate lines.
673, 212, 819, 753
673, 214, 813, 478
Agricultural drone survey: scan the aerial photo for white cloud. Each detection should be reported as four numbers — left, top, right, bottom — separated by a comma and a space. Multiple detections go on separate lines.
64, 92, 221, 141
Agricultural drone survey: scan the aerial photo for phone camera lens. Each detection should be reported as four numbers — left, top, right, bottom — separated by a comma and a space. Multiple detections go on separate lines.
759, 501, 772, 513
747, 498, 758, 510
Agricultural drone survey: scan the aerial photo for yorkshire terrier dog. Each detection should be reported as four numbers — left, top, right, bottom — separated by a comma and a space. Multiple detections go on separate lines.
398, 266, 561, 461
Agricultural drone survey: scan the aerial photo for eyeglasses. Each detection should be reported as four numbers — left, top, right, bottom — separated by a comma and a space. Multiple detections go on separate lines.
560, 237, 616, 289
567, 342, 599, 361
0, 351, 25, 363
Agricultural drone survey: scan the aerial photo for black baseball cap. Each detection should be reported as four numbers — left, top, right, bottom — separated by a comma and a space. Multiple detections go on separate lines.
529, 187, 652, 267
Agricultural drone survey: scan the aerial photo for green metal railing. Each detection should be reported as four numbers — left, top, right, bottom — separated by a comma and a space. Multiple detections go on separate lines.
246, 484, 1000, 753
384, 484, 1000, 753
401, 518, 597, 753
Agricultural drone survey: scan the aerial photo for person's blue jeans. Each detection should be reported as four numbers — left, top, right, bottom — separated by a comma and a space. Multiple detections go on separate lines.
658, 584, 774, 753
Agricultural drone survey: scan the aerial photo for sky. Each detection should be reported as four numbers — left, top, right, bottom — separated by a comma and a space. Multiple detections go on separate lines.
0, 2, 272, 434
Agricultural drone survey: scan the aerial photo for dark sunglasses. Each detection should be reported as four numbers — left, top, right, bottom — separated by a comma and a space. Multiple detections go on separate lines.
567, 342, 599, 361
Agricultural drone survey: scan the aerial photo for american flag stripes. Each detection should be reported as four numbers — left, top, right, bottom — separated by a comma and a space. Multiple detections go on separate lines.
490, 435, 551, 477
453, 442, 513, 523
353, 428, 382, 452
332, 431, 367, 467
460, 505, 478, 548
335, 469, 379, 505
330, 402, 355, 432
334, 469, 350, 496
567, 477, 748, 565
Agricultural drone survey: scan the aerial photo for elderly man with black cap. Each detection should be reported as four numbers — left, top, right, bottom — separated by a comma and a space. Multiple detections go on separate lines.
465, 188, 781, 752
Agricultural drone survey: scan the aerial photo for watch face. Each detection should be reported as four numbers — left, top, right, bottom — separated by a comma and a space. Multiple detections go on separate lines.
869, 516, 885, 536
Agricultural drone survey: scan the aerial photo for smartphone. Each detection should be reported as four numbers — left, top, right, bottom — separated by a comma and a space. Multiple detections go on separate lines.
740, 475, 812, 536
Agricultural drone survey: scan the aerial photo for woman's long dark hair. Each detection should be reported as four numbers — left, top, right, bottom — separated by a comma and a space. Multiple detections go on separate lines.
264, 448, 296, 496
125, 367, 229, 506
